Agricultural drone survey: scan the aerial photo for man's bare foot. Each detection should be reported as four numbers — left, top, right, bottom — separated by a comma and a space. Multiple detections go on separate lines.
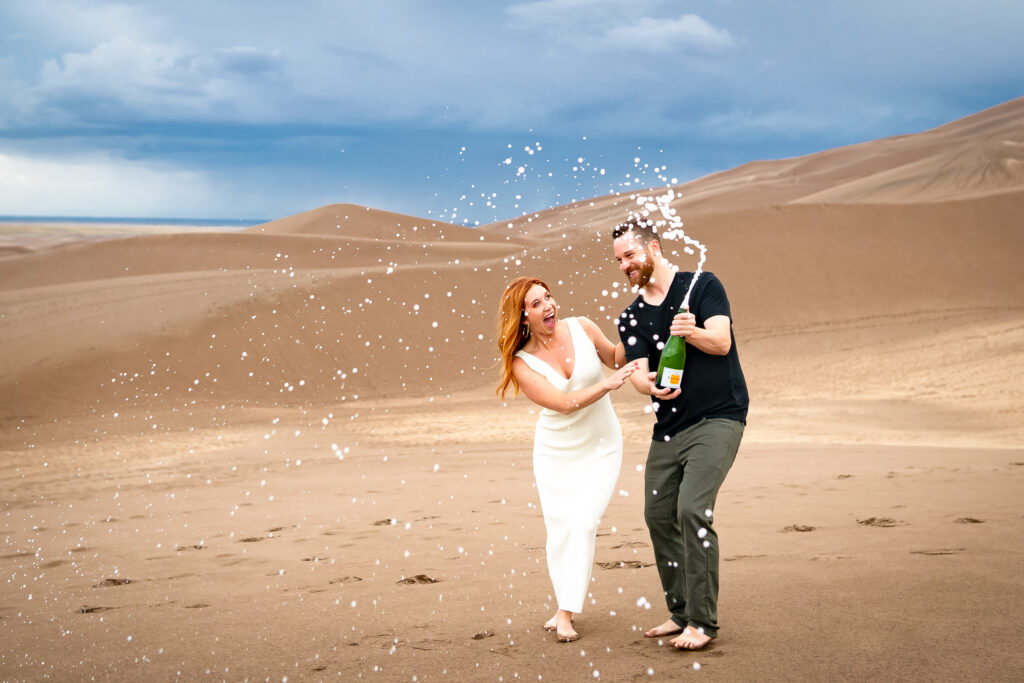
670, 626, 712, 650
555, 610, 578, 642
644, 618, 683, 638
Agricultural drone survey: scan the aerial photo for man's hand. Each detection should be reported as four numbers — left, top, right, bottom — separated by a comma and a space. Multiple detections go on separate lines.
669, 310, 696, 338
647, 371, 681, 400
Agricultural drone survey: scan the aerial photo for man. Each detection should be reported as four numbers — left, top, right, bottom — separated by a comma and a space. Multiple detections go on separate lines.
612, 216, 748, 650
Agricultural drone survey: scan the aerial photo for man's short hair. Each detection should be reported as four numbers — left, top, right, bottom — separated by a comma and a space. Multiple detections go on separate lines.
612, 216, 660, 245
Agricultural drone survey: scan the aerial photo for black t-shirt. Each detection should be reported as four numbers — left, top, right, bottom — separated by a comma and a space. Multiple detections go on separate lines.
618, 271, 749, 441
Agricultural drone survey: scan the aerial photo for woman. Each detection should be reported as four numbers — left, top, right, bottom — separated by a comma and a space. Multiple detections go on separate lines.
496, 276, 637, 642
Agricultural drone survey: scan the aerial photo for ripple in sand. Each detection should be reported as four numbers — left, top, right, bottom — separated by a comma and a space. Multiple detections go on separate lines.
911, 548, 965, 555
79, 606, 115, 613
954, 517, 985, 524
328, 576, 363, 584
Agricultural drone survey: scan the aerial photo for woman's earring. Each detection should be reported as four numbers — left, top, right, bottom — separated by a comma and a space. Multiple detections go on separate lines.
522, 323, 530, 339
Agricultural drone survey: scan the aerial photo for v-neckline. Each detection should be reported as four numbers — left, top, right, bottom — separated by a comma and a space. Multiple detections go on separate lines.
523, 318, 578, 381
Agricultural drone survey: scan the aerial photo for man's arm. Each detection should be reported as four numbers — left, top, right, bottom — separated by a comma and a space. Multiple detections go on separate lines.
669, 313, 732, 355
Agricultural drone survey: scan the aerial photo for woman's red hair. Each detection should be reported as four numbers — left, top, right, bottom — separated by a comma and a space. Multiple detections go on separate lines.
496, 276, 550, 399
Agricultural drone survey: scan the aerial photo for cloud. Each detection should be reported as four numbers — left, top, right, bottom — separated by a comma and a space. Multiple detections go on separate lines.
325, 45, 398, 71
0, 151, 221, 217
31, 37, 286, 123
505, 0, 734, 54
604, 15, 735, 53
505, 0, 655, 26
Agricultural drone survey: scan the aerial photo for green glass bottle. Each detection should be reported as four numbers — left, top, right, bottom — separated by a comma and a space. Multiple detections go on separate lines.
656, 306, 687, 389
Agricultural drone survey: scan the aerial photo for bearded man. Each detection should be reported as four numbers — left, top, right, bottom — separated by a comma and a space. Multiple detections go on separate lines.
612, 216, 749, 651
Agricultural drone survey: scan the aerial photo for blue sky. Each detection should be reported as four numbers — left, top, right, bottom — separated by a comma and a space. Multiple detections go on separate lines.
1, 1, 1022, 224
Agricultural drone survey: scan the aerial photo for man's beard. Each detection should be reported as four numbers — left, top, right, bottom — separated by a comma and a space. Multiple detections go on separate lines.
628, 251, 656, 288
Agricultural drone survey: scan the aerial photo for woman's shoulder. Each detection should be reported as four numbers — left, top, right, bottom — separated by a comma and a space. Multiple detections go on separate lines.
572, 315, 602, 338
570, 315, 593, 330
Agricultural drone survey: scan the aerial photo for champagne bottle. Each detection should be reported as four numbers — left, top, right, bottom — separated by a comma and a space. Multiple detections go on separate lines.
656, 306, 687, 389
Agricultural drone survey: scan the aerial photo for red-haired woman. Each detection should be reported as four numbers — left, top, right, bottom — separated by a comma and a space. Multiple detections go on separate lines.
497, 276, 638, 642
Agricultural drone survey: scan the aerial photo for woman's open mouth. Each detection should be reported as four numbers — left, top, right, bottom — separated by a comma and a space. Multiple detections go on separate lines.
543, 311, 556, 329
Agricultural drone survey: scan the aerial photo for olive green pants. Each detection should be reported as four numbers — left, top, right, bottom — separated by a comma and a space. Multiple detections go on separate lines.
644, 418, 744, 639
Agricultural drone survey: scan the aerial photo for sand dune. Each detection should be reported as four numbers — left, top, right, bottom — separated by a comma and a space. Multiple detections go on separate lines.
2, 99, 1023, 680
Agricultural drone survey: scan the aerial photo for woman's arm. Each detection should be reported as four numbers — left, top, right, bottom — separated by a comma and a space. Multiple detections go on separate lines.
512, 356, 638, 415
577, 316, 626, 368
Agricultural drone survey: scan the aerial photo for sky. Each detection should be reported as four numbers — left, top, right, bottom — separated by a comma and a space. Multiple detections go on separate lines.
1, 0, 1022, 225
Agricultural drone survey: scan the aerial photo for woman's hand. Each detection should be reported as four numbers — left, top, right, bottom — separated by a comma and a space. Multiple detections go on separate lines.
603, 361, 640, 391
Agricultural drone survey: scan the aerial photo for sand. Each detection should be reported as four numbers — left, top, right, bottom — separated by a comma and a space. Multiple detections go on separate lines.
2, 98, 1023, 681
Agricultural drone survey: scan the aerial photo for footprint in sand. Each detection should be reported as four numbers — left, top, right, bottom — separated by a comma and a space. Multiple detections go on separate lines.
954, 517, 985, 524
176, 544, 205, 551
94, 578, 132, 587
373, 518, 397, 526
857, 517, 905, 527
185, 603, 210, 609
398, 574, 440, 584
238, 537, 264, 543
595, 560, 653, 569
780, 524, 816, 533
610, 541, 649, 549
471, 631, 495, 640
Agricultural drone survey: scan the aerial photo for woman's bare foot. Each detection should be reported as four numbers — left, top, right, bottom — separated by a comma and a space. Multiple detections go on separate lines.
555, 610, 578, 642
544, 612, 574, 631
670, 626, 711, 650
644, 618, 683, 638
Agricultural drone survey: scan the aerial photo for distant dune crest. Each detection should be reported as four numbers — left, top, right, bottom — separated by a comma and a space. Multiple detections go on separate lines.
0, 98, 1022, 448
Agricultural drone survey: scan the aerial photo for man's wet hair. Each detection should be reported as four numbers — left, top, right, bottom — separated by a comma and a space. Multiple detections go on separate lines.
612, 216, 660, 245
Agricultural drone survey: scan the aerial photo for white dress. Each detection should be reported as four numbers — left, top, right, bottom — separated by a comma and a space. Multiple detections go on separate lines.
516, 317, 623, 613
